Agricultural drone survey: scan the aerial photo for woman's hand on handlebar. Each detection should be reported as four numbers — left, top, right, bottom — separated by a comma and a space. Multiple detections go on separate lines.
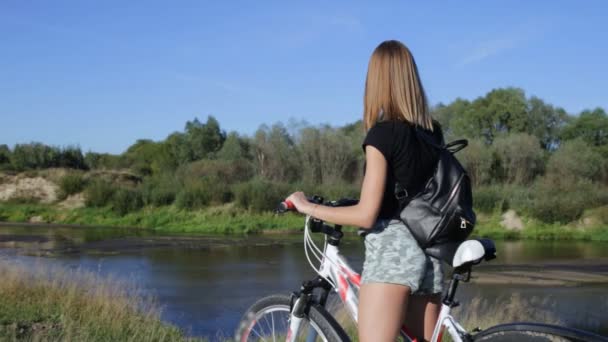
285, 191, 314, 215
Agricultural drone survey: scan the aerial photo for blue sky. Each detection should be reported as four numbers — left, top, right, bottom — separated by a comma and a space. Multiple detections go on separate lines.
1, 1, 607, 154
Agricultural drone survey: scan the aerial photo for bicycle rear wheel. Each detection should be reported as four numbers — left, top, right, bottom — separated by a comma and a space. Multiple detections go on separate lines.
473, 322, 608, 342
235, 294, 349, 342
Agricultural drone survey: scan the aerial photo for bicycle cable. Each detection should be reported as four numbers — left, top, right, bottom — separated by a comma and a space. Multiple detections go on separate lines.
303, 215, 339, 289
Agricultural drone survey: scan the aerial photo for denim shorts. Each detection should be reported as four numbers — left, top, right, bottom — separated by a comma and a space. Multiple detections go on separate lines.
361, 219, 444, 295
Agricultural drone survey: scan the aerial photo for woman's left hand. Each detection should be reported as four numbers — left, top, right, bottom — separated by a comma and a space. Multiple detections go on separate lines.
285, 191, 313, 215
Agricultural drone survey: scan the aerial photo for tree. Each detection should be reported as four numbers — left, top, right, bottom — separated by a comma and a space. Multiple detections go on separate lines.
297, 126, 323, 184
165, 132, 192, 165
452, 88, 528, 144
458, 139, 495, 186
0, 144, 10, 166
58, 146, 87, 170
493, 133, 544, 185
252, 123, 300, 182
561, 108, 608, 147
84, 152, 123, 170
217, 132, 251, 161
297, 125, 357, 185
546, 138, 604, 182
185, 116, 226, 160
432, 98, 470, 141
11, 143, 58, 170
318, 127, 356, 185
526, 97, 568, 150
339, 120, 366, 183
123, 139, 162, 175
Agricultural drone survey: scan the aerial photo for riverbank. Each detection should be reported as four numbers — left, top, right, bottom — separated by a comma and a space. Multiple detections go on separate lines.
1, 202, 607, 241
0, 259, 203, 342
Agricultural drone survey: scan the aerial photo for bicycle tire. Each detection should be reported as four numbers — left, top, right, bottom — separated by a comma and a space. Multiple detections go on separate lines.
235, 294, 350, 342
473, 322, 608, 342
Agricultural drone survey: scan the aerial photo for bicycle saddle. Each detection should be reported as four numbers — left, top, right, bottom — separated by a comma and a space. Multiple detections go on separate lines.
452, 239, 496, 270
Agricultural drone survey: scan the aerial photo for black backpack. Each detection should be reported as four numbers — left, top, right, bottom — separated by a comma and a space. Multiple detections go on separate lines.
394, 131, 475, 264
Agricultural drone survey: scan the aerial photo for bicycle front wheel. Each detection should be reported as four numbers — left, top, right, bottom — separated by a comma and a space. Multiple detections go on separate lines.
473, 322, 608, 342
235, 294, 349, 342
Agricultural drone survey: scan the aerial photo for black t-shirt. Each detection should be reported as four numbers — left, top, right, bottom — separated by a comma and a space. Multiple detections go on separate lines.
362, 120, 444, 220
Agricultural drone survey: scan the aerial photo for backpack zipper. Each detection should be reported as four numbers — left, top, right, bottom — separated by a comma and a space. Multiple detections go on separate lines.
460, 217, 472, 229
440, 174, 464, 213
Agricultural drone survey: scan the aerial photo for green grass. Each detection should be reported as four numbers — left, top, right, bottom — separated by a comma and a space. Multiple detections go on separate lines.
0, 202, 606, 240
472, 212, 608, 241
0, 260, 204, 342
0, 202, 305, 234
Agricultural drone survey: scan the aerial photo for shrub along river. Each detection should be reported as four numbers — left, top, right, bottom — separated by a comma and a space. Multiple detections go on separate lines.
0, 223, 607, 340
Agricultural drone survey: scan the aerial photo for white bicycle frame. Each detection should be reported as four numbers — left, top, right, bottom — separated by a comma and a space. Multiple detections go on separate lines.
287, 215, 469, 342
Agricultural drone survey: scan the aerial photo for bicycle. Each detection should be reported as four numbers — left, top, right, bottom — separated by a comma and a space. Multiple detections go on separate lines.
235, 196, 608, 342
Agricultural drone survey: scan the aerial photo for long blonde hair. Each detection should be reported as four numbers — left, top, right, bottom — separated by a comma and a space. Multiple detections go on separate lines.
363, 40, 432, 131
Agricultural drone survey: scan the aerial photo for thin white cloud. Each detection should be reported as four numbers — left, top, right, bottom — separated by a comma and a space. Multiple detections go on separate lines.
457, 20, 553, 67
460, 36, 520, 65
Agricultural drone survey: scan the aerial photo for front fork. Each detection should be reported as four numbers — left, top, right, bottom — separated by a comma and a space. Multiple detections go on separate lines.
287, 276, 332, 342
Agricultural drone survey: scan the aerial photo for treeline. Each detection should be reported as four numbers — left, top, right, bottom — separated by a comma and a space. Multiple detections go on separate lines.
1, 87, 607, 224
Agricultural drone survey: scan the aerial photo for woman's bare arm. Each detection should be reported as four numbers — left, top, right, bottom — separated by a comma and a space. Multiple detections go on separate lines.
286, 145, 387, 229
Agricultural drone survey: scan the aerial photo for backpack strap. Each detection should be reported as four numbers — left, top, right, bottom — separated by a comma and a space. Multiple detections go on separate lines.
445, 140, 468, 154
393, 129, 468, 208
414, 127, 468, 154
415, 128, 445, 149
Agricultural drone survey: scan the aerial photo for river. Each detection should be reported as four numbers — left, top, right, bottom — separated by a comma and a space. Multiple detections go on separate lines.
0, 224, 607, 340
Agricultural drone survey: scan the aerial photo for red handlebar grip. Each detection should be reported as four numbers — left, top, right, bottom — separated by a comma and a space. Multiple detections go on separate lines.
284, 200, 295, 210
275, 200, 296, 213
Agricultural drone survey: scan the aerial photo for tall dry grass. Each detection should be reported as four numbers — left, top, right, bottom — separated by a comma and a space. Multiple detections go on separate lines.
0, 258, 203, 342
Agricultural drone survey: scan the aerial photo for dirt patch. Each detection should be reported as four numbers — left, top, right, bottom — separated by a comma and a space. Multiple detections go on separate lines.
500, 209, 524, 231
0, 175, 59, 203
29, 216, 46, 223
57, 193, 85, 209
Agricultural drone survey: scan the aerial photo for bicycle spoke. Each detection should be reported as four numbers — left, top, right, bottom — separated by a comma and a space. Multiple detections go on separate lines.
271, 311, 276, 342
262, 313, 271, 336
250, 324, 269, 342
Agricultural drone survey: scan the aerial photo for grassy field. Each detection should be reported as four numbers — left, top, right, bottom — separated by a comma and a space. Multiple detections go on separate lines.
0, 202, 607, 241
0, 259, 203, 342
0, 202, 304, 234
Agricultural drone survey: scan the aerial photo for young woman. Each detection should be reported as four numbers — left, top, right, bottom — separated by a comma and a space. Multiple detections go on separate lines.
285, 40, 445, 341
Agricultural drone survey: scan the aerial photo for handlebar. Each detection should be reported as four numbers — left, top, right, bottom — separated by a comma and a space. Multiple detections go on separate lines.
275, 195, 359, 214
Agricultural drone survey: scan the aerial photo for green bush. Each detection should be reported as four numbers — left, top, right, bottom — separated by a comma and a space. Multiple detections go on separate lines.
546, 139, 604, 182
472, 185, 534, 215
111, 188, 144, 215
84, 180, 117, 207
9, 143, 87, 170
175, 185, 210, 210
140, 176, 178, 206
178, 159, 254, 185
473, 185, 508, 213
493, 133, 544, 184
234, 179, 290, 212
530, 175, 605, 223
458, 139, 496, 186
58, 173, 87, 200
204, 176, 234, 204
500, 185, 534, 215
